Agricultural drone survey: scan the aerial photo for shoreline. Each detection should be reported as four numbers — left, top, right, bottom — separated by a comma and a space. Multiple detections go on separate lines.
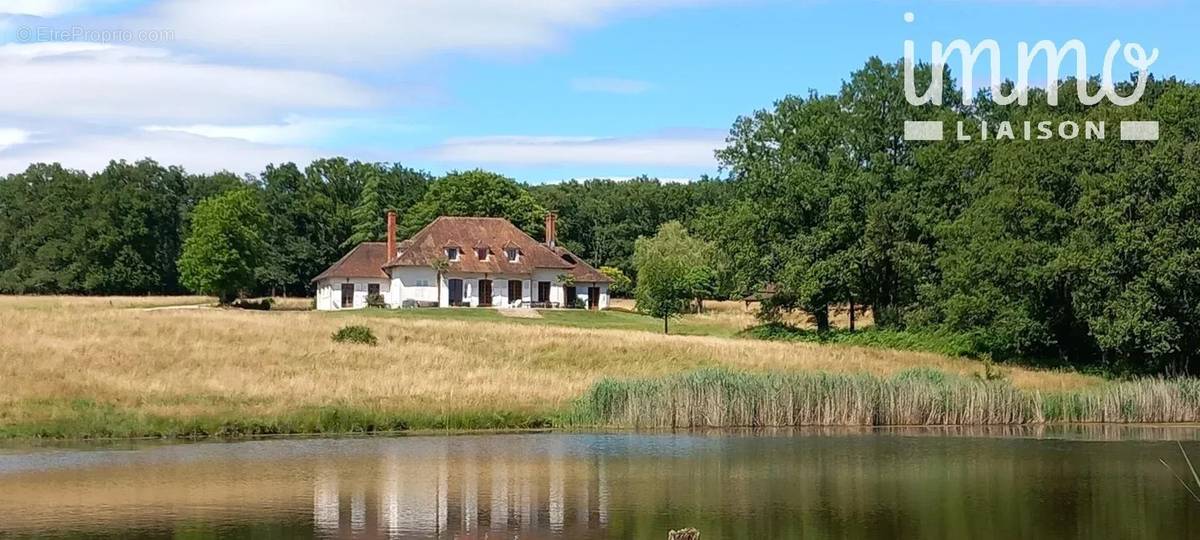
6, 422, 1200, 445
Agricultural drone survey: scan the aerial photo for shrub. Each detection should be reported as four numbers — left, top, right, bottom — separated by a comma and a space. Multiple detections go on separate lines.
231, 297, 273, 311
366, 293, 386, 308
332, 325, 377, 346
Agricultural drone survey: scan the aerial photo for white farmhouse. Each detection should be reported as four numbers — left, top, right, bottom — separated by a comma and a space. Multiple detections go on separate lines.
313, 212, 612, 311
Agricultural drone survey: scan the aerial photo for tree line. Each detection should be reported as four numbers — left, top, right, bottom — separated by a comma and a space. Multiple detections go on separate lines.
0, 159, 713, 298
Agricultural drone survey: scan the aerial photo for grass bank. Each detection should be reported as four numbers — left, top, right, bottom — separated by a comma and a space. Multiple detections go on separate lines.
567, 368, 1200, 428
0, 296, 1102, 439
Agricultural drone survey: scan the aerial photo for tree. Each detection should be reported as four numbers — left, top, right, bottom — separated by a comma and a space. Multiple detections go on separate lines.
346, 162, 430, 246
530, 176, 729, 278
178, 189, 268, 304
633, 222, 714, 334
599, 266, 632, 297
402, 170, 545, 237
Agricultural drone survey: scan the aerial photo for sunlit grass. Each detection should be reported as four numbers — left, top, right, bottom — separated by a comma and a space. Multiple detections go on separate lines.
0, 296, 1100, 438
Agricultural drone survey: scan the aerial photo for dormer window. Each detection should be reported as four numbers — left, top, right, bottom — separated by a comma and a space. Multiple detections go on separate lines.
476, 247, 488, 261
506, 248, 519, 262
445, 247, 460, 261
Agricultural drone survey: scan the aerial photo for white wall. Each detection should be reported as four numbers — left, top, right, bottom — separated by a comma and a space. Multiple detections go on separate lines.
391, 267, 438, 306
369, 268, 610, 310
315, 278, 390, 310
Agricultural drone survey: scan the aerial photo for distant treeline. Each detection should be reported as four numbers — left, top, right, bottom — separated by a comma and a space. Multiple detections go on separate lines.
1, 56, 1198, 373
0, 159, 717, 298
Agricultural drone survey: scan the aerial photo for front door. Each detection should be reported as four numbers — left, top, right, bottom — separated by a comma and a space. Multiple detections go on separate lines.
478, 279, 493, 307
564, 286, 577, 308
537, 281, 551, 304
340, 283, 355, 308
448, 279, 464, 306
507, 280, 522, 305
587, 286, 600, 310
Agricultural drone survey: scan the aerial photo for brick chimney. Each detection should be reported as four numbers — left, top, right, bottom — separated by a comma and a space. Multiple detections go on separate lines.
386, 210, 397, 257
545, 211, 557, 249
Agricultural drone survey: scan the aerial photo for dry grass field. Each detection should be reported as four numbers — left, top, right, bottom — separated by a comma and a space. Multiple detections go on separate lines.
0, 295, 1101, 438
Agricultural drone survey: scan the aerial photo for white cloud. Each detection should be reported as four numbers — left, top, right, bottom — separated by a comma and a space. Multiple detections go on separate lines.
427, 130, 723, 168
570, 77, 653, 94
0, 0, 121, 17
0, 128, 31, 151
0, 42, 379, 124
141, 115, 418, 146
0, 128, 324, 175
112, 0, 721, 67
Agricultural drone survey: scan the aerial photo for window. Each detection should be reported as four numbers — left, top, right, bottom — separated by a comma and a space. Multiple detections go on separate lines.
506, 248, 519, 262
476, 247, 488, 260
415, 279, 429, 287
445, 247, 460, 261
367, 284, 380, 296
537, 281, 551, 303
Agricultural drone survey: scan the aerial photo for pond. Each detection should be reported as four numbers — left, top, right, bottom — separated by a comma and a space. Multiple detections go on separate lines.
1, 428, 1198, 538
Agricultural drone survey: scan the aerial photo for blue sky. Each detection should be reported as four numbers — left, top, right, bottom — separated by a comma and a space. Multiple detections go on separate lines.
0, 0, 1195, 183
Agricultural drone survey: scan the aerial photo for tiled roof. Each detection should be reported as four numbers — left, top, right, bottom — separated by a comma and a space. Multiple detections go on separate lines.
310, 242, 389, 282
553, 246, 613, 283
385, 217, 573, 273
313, 216, 615, 283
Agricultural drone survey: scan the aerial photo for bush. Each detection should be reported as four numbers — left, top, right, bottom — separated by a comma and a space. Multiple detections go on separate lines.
231, 297, 273, 311
331, 325, 377, 346
366, 293, 386, 308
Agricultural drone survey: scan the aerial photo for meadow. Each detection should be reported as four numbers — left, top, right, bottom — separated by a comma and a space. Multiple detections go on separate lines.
0, 295, 1110, 439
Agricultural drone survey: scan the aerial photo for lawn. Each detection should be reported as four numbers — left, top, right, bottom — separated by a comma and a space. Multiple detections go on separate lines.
0, 295, 1102, 439
337, 303, 751, 338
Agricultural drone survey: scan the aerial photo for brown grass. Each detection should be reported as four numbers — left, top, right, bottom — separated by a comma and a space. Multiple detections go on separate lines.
0, 295, 1099, 437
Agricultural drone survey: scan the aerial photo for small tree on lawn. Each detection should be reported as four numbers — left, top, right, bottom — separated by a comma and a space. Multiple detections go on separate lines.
634, 221, 714, 334
178, 189, 268, 304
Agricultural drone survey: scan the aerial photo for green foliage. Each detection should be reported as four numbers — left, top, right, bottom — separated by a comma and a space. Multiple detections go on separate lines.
709, 58, 1200, 373
633, 222, 715, 333
346, 163, 430, 246
178, 189, 268, 304
401, 169, 545, 237
742, 323, 987, 359
331, 325, 377, 346
0, 160, 225, 294
599, 266, 632, 297
529, 177, 730, 278
365, 292, 386, 308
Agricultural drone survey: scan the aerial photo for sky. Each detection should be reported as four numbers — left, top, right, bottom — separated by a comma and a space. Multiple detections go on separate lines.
0, 0, 1195, 183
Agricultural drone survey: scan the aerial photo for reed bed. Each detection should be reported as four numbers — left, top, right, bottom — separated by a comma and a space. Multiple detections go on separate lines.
569, 369, 1200, 428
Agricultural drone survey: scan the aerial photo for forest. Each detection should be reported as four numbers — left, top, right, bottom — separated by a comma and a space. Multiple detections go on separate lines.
1, 57, 1198, 373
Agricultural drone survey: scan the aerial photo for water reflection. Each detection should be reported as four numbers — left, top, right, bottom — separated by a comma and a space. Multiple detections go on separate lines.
0, 429, 1199, 538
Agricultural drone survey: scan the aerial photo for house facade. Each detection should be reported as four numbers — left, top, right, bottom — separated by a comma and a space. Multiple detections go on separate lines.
313, 212, 612, 311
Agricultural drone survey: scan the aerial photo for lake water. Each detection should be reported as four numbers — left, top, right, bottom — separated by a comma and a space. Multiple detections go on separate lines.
1, 428, 1199, 539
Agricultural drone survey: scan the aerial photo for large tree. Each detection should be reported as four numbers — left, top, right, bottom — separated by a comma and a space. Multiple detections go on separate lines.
347, 163, 430, 246
178, 189, 268, 304
401, 169, 545, 237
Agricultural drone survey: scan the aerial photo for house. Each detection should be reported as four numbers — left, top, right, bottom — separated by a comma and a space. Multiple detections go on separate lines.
312, 212, 612, 311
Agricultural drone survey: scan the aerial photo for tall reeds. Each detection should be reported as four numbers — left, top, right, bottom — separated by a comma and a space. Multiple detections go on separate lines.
568, 368, 1200, 428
